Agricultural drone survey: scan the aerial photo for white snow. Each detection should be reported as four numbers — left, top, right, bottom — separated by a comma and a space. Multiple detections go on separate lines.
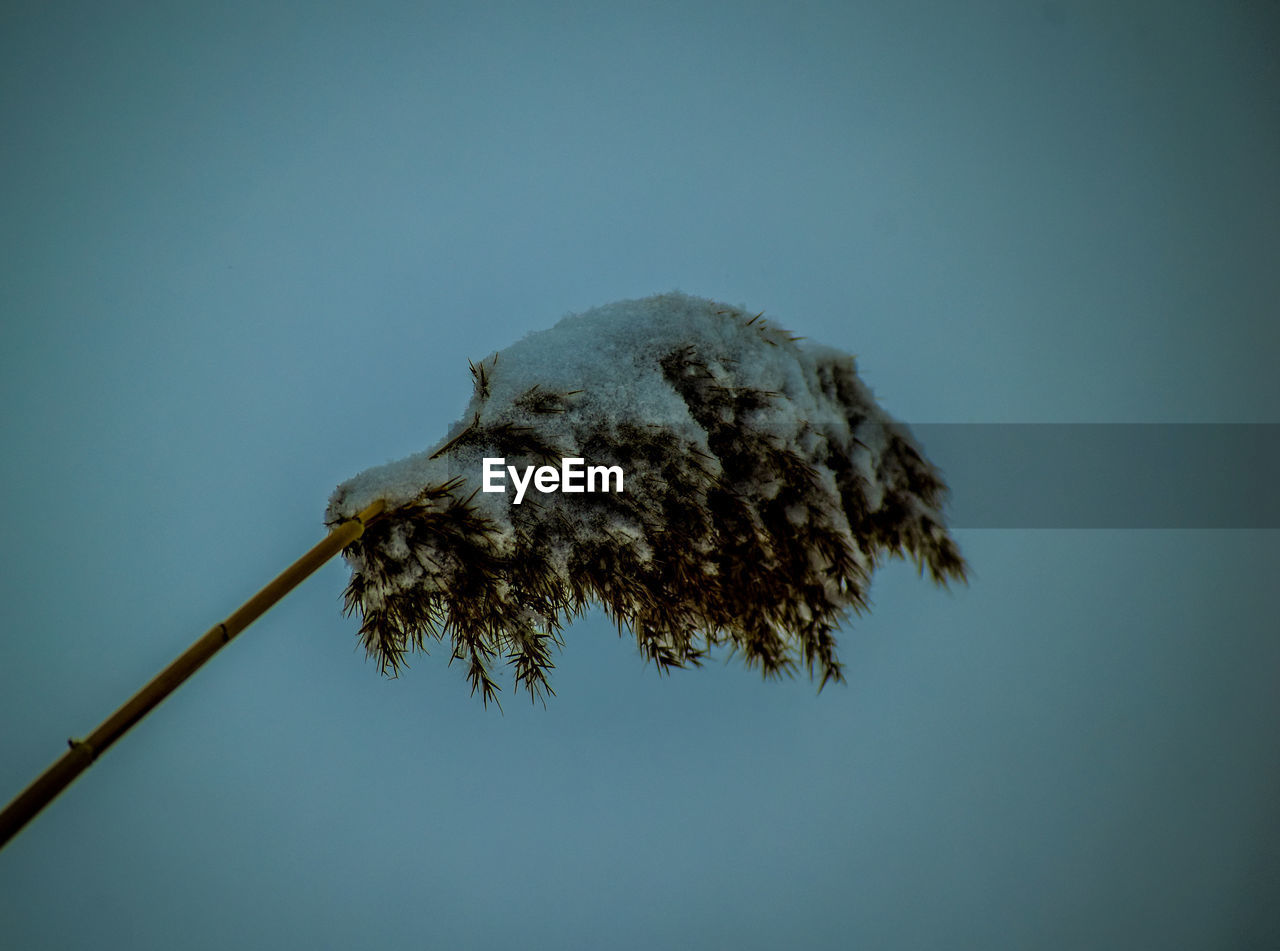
326, 291, 899, 525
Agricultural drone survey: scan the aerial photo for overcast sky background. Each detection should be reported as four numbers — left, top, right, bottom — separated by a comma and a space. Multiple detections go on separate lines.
2, 2, 1277, 948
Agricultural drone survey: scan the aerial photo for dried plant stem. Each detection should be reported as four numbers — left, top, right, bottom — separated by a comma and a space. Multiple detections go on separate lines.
0, 499, 386, 851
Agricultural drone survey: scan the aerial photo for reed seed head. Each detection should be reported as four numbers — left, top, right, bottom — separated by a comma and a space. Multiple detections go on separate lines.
326, 292, 966, 706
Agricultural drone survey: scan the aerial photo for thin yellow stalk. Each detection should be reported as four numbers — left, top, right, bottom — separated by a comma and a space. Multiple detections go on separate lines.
0, 498, 386, 850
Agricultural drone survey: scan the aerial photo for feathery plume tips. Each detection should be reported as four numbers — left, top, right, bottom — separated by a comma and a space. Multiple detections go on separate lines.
326, 292, 966, 706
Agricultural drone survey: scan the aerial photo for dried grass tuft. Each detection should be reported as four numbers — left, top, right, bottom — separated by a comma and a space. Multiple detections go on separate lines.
332, 299, 966, 706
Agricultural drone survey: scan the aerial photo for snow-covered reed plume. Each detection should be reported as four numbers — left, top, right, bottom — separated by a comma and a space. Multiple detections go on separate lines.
326, 292, 965, 705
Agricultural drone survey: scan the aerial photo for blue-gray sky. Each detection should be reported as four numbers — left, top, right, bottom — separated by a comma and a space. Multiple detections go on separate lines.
2, 2, 1277, 948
